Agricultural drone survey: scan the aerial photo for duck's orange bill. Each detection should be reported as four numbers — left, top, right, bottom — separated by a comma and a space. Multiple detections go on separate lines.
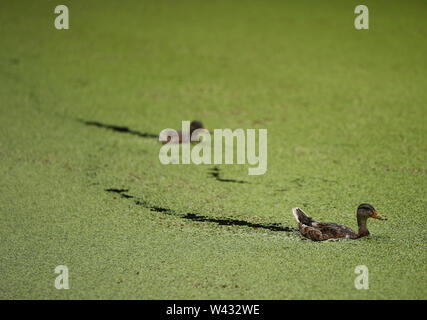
372, 210, 387, 220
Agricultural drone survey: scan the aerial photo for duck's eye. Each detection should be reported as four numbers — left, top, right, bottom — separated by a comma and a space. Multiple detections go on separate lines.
360, 205, 374, 211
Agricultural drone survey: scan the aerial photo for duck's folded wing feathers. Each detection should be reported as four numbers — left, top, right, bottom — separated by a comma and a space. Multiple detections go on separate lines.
314, 222, 357, 239
299, 224, 328, 241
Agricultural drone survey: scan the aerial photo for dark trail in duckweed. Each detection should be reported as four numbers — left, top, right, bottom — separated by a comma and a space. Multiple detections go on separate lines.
81, 120, 158, 139
105, 188, 296, 233
81, 119, 250, 184
208, 166, 249, 184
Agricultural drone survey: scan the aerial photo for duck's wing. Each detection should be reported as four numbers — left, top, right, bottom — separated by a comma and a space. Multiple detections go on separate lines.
300, 222, 357, 240
312, 222, 358, 239
299, 224, 327, 241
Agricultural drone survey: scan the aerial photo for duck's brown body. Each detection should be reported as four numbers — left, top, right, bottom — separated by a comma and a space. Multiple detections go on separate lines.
292, 204, 385, 241
298, 220, 359, 241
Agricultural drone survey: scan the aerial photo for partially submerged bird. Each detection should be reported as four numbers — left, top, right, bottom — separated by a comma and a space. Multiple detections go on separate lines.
160, 120, 208, 143
292, 203, 386, 241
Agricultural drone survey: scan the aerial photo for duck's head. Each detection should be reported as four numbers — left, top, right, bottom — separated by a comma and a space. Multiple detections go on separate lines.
190, 120, 205, 133
357, 203, 387, 220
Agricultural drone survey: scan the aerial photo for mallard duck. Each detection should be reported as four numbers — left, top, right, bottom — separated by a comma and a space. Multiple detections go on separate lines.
160, 120, 207, 143
292, 203, 386, 241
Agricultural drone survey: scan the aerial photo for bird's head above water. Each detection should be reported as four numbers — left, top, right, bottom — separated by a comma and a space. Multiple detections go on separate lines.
190, 120, 205, 133
357, 203, 387, 221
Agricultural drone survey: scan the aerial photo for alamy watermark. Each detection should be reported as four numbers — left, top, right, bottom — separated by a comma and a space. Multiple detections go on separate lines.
354, 5, 369, 30
53, 5, 368, 31
159, 121, 267, 175
354, 265, 369, 289
54, 265, 69, 289
54, 5, 69, 30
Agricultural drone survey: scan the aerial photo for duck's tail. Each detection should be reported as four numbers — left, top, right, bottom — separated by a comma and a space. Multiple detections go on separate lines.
292, 207, 313, 226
